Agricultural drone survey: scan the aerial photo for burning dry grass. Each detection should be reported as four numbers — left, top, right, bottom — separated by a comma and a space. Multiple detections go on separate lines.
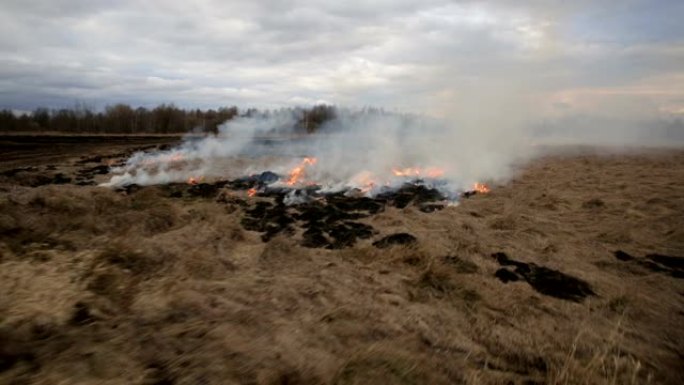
0, 145, 683, 385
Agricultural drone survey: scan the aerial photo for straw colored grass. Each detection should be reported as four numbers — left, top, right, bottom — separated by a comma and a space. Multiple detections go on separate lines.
0, 145, 682, 384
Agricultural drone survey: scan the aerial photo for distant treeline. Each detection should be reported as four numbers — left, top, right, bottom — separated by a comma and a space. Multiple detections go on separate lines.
0, 104, 337, 134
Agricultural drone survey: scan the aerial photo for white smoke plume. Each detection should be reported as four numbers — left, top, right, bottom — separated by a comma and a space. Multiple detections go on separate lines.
102, 97, 684, 201
102, 107, 539, 198
104, 110, 300, 187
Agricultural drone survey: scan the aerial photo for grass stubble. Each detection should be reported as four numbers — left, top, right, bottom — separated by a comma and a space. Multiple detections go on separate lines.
0, 143, 682, 384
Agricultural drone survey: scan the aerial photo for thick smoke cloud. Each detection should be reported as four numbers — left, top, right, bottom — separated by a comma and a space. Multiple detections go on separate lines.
104, 108, 536, 200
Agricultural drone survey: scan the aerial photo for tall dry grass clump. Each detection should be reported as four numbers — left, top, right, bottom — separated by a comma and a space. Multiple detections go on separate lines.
547, 318, 652, 385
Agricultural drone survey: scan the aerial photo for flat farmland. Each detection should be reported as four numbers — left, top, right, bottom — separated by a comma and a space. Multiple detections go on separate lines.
1, 137, 682, 385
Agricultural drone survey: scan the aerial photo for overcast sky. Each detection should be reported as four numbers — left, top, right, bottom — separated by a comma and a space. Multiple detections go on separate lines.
1, 0, 682, 122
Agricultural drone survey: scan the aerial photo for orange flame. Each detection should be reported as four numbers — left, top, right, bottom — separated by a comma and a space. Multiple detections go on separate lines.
425, 167, 445, 178
286, 157, 317, 186
352, 171, 377, 194
187, 176, 203, 185
392, 166, 445, 178
247, 187, 257, 197
473, 182, 490, 194
392, 167, 421, 177
360, 184, 375, 194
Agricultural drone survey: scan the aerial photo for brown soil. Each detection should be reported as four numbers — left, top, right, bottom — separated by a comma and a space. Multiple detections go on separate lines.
0, 139, 682, 385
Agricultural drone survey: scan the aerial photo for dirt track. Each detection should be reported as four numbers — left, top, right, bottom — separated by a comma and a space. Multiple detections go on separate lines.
0, 135, 181, 169
0, 137, 682, 385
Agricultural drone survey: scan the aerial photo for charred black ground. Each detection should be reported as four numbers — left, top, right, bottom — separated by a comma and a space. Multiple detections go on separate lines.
109, 166, 478, 250
613, 250, 684, 279
155, 179, 453, 250
492, 252, 596, 302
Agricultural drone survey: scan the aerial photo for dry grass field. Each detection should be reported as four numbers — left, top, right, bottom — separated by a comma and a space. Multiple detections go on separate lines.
0, 137, 682, 385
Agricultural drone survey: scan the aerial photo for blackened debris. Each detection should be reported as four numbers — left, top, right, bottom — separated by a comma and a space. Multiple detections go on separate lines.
157, 181, 230, 199
241, 201, 296, 242
1, 166, 39, 177
81, 165, 110, 175
613, 250, 684, 279
301, 227, 330, 248
139, 175, 451, 248
292, 197, 378, 248
295, 201, 371, 223
523, 266, 595, 301
613, 250, 634, 261
187, 182, 227, 198
143, 362, 176, 385
647, 253, 684, 270
493, 252, 595, 302
238, 192, 383, 248
294, 202, 338, 223
373, 233, 417, 249
325, 194, 385, 214
241, 201, 276, 231
257, 186, 298, 201
225, 179, 255, 190
495, 268, 520, 283
52, 173, 72, 184
72, 162, 112, 185
123, 184, 142, 194
70, 302, 97, 326
256, 171, 280, 184
343, 221, 375, 239
228, 171, 280, 190
375, 183, 445, 208
0, 337, 36, 374
216, 193, 248, 208
327, 222, 375, 249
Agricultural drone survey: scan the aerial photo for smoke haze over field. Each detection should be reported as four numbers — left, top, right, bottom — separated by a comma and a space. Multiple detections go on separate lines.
103, 105, 682, 194
104, 108, 534, 195
2, 0, 684, 187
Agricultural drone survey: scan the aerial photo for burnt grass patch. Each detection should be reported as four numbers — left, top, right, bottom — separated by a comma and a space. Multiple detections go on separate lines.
0, 163, 466, 251
613, 250, 684, 279
240, 198, 379, 247
492, 252, 595, 302
375, 183, 446, 208
13, 163, 466, 250
0, 333, 39, 374
234, 182, 448, 249
240, 201, 296, 242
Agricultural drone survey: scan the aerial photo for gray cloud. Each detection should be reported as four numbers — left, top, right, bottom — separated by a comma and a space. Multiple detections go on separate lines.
0, 0, 682, 132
